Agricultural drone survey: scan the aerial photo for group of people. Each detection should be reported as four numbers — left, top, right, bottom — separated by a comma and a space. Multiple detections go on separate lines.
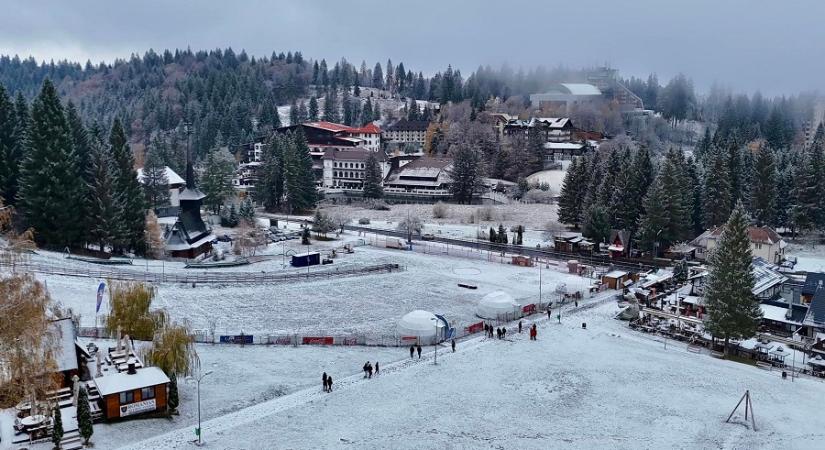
409, 344, 422, 359
483, 323, 509, 340
321, 372, 333, 392
363, 361, 379, 378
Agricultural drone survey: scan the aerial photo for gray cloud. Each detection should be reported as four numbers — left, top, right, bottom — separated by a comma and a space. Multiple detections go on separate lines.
1, 0, 822, 95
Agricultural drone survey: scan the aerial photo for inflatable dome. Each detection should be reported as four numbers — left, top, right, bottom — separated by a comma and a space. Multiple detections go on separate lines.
397, 310, 447, 343
476, 291, 520, 319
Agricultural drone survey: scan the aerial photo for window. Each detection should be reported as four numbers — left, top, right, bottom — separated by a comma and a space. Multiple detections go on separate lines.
120, 391, 134, 404
141, 387, 155, 400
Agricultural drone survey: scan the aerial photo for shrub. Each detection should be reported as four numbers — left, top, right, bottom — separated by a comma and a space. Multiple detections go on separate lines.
477, 206, 495, 222
358, 217, 371, 225
432, 201, 449, 219
523, 188, 555, 204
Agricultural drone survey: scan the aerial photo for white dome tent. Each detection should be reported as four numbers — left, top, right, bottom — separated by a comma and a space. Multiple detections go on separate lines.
397, 310, 449, 344
476, 291, 521, 320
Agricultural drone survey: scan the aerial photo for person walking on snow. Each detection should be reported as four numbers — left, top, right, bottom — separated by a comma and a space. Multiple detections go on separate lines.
502, 327, 507, 339
410, 345, 415, 359
547, 309, 552, 320
375, 361, 380, 376
367, 362, 373, 379
417, 344, 422, 359
327, 376, 333, 392
518, 321, 522, 333
363, 362, 370, 378
451, 339, 456, 352
322, 372, 328, 392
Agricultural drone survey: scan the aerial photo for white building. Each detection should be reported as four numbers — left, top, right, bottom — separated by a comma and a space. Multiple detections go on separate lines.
322, 148, 389, 190
691, 226, 787, 264
382, 119, 430, 146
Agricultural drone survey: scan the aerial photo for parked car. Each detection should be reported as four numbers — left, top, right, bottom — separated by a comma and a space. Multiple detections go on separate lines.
421, 233, 436, 241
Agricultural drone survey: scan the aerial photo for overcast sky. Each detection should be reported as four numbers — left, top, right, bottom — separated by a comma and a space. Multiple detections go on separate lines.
1, 0, 823, 96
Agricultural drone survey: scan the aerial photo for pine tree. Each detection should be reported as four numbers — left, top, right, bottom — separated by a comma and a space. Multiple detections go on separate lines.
0, 85, 17, 205
557, 158, 586, 228
362, 152, 384, 199
489, 227, 497, 243
702, 147, 733, 228
4, 92, 29, 206
52, 404, 64, 448
77, 385, 94, 445
283, 131, 317, 212
448, 142, 484, 204
525, 128, 545, 176
142, 147, 170, 209
258, 134, 285, 211
87, 126, 120, 251
323, 86, 339, 123
636, 175, 669, 255
582, 205, 611, 244
308, 96, 319, 121
750, 145, 777, 226
168, 373, 179, 412
201, 148, 235, 214
239, 197, 256, 225
289, 100, 299, 126
297, 100, 309, 123
497, 224, 507, 244
144, 210, 165, 258
109, 118, 147, 253
704, 203, 761, 354
18, 79, 86, 248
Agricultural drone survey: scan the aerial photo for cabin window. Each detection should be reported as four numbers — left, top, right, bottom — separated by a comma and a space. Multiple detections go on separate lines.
120, 391, 134, 404
141, 387, 156, 400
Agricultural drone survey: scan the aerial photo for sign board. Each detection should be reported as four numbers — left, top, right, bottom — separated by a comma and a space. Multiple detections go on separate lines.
120, 399, 156, 417
302, 336, 333, 345
219, 334, 253, 344
342, 337, 358, 346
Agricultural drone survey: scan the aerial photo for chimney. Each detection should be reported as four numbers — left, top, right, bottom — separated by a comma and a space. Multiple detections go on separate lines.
127, 362, 137, 375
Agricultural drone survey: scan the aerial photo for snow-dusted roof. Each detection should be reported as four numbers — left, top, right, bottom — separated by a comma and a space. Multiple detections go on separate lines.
179, 187, 207, 201
544, 142, 584, 150
165, 231, 215, 251
137, 166, 185, 186
51, 318, 78, 373
752, 257, 787, 296
93, 366, 170, 397
559, 83, 602, 96
604, 270, 629, 279
476, 291, 520, 319
760, 304, 800, 325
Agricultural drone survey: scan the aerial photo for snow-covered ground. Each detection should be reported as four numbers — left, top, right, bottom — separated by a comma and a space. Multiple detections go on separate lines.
0, 343, 405, 449
526, 167, 568, 194
321, 202, 559, 231
361, 219, 556, 247
121, 300, 825, 450
29, 239, 591, 338
785, 242, 825, 273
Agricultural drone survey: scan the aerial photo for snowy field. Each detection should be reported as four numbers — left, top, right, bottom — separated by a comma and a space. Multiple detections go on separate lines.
26, 241, 590, 337
361, 219, 556, 247
785, 242, 825, 273
0, 343, 406, 449
121, 300, 825, 450
526, 167, 568, 193
320, 202, 559, 231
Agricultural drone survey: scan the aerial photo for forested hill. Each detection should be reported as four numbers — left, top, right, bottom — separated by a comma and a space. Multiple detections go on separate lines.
0, 48, 590, 155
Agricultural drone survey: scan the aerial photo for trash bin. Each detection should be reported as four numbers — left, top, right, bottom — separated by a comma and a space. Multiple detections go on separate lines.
582, 322, 587, 329
782, 371, 787, 379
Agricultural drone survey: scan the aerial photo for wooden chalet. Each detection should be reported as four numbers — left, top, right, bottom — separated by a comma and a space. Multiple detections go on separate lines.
607, 230, 630, 258
93, 365, 170, 421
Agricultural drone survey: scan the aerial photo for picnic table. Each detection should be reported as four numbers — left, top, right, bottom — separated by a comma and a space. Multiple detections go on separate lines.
20, 415, 46, 429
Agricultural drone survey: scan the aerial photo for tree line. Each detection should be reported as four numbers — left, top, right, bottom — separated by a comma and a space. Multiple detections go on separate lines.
0, 80, 147, 253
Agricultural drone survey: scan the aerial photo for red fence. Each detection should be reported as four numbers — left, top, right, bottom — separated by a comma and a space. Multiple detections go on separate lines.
465, 321, 484, 334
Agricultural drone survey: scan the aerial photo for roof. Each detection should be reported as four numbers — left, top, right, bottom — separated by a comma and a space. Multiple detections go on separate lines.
751, 257, 787, 296
802, 273, 825, 296
304, 121, 353, 133
179, 187, 206, 201
137, 166, 186, 186
93, 366, 170, 397
349, 123, 381, 134
559, 83, 602, 96
50, 318, 78, 373
386, 119, 430, 132
805, 287, 825, 326
760, 304, 801, 325
544, 142, 584, 150
603, 270, 629, 279
707, 226, 785, 246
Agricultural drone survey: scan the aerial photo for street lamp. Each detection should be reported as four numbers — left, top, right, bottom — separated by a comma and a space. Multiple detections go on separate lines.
194, 357, 213, 446
430, 317, 438, 365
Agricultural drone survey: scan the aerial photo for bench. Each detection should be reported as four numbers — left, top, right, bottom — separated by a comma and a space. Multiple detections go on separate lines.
687, 345, 703, 354
756, 361, 773, 370
710, 350, 725, 358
